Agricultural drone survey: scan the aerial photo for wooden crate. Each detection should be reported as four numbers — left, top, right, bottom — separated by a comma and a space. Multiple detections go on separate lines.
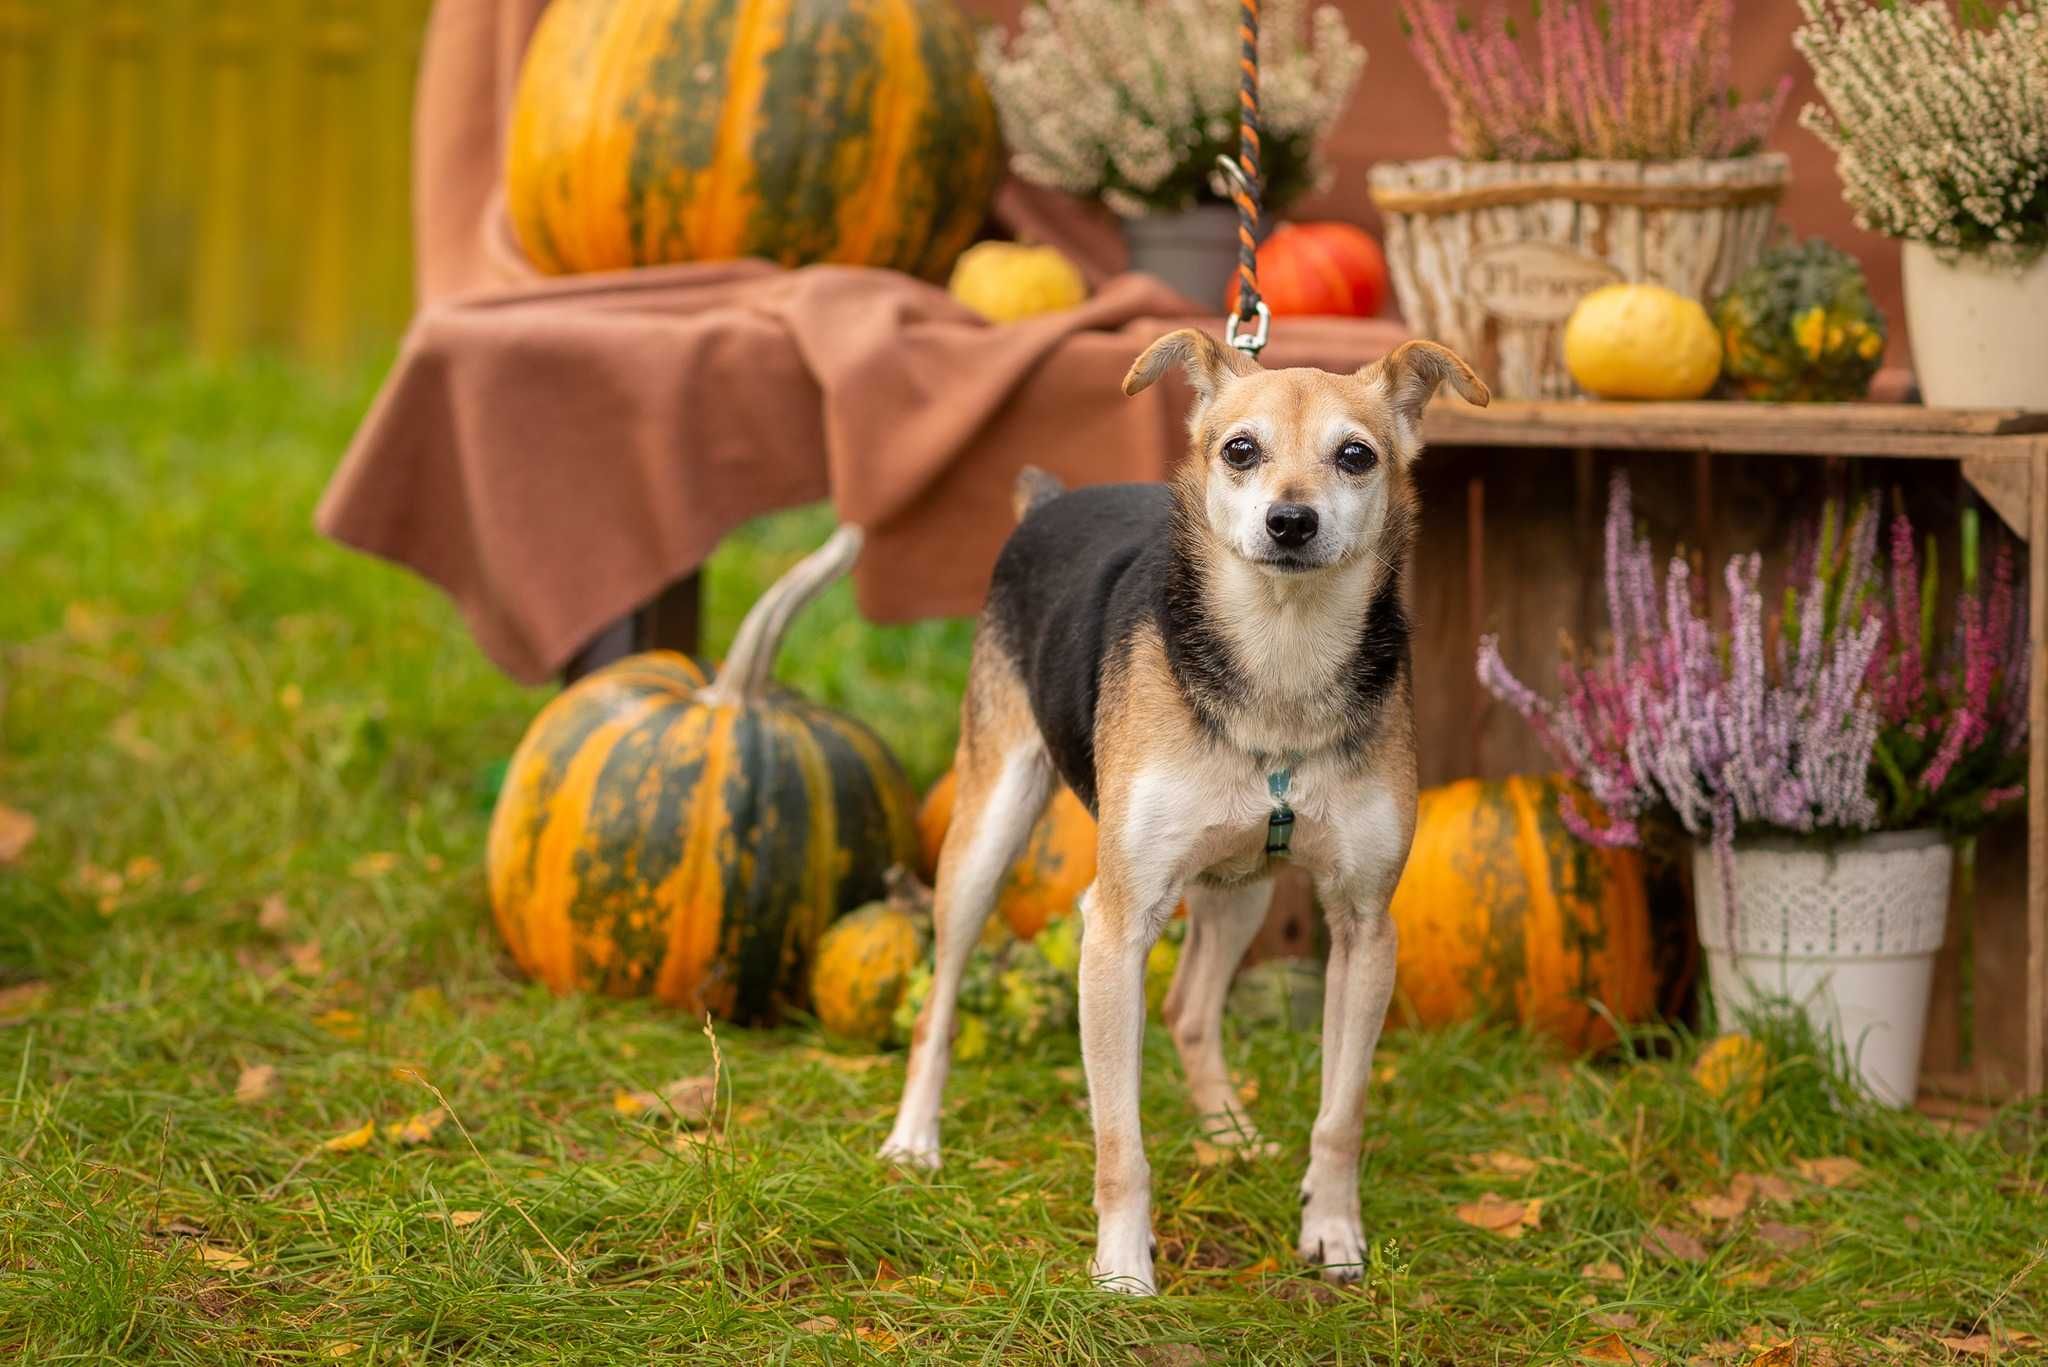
1386, 400, 2048, 1100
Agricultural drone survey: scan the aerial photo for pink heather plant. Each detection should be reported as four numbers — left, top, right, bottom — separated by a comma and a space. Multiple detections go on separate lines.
1477, 476, 1885, 876
1398, 0, 1791, 161
1479, 478, 2031, 883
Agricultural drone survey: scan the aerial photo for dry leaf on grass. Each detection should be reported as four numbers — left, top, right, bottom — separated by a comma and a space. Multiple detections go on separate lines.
1934, 1332, 1997, 1358
432, 1210, 484, 1229
312, 1008, 362, 1041
1755, 1222, 1814, 1253
1590, 1311, 1638, 1330
1455, 1193, 1544, 1239
1643, 1225, 1709, 1264
234, 1065, 278, 1104
0, 980, 51, 1020
1234, 1074, 1259, 1105
1464, 1151, 1541, 1177
1233, 1254, 1284, 1282
799, 1047, 891, 1074
288, 942, 325, 977
384, 1107, 448, 1146
1577, 1332, 1644, 1363
1793, 1156, 1863, 1188
0, 804, 37, 865
256, 895, 290, 934
1192, 1137, 1280, 1167
322, 1120, 376, 1153
350, 851, 401, 879
1746, 1341, 1803, 1367
1581, 1260, 1626, 1282
195, 1245, 254, 1272
109, 712, 164, 764
613, 1075, 717, 1125
1737, 1172, 1797, 1204
796, 1316, 840, 1334
1719, 1264, 1777, 1289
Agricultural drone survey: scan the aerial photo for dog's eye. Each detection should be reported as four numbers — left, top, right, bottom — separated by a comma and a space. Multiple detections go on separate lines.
1336, 439, 1377, 474
1221, 435, 1259, 470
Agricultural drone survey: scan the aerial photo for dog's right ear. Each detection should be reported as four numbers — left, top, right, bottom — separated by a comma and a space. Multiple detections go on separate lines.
1122, 328, 1259, 399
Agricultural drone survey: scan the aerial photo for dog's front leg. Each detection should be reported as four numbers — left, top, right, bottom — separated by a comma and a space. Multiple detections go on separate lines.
1297, 872, 1400, 1283
1078, 873, 1178, 1295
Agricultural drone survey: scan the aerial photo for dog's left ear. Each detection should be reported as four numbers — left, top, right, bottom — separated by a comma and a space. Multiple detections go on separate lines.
1122, 328, 1260, 400
1362, 340, 1490, 425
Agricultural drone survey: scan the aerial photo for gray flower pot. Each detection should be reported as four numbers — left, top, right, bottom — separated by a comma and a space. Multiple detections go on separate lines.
1122, 203, 1243, 313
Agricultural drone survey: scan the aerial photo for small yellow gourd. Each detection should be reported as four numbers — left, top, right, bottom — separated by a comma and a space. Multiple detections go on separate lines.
948, 242, 1088, 323
811, 868, 930, 1046
1563, 283, 1723, 400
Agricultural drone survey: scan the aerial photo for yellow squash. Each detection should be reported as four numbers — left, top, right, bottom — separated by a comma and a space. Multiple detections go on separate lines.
1564, 283, 1722, 400
811, 870, 930, 1045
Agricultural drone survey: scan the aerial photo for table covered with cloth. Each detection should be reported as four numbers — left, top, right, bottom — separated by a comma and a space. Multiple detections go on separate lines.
317, 0, 1900, 683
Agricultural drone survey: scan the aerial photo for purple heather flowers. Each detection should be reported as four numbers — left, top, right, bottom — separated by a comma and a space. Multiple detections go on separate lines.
1478, 475, 2030, 869
1398, 0, 1791, 162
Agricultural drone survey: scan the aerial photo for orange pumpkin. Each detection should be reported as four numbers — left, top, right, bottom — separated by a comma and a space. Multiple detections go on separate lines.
1231, 221, 1389, 318
1387, 774, 1654, 1052
916, 771, 1096, 940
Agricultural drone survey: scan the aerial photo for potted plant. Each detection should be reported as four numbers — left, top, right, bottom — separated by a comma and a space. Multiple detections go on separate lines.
1794, 0, 2048, 409
1477, 478, 2029, 1105
977, 0, 1366, 307
1377, 0, 1791, 399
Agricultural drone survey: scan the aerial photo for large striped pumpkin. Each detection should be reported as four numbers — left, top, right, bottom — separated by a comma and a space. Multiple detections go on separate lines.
1387, 774, 1654, 1052
487, 528, 918, 1021
504, 0, 1002, 279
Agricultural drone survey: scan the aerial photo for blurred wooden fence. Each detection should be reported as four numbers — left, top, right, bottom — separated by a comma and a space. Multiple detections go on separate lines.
0, 0, 435, 364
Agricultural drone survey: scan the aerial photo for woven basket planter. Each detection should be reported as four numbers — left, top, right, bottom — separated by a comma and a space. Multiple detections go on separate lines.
1368, 155, 1788, 399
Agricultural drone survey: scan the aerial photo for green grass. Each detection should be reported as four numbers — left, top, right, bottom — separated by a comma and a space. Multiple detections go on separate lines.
1, 345, 2043, 1363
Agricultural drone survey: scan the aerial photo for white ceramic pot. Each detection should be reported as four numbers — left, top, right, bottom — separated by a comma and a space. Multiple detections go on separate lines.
1693, 831, 1952, 1107
1122, 203, 1242, 313
1901, 241, 2048, 410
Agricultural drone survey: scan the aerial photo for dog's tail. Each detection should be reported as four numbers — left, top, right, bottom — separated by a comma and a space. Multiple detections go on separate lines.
1012, 465, 1065, 521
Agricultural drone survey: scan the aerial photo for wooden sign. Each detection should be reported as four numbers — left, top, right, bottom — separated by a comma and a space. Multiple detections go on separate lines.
1466, 241, 1623, 324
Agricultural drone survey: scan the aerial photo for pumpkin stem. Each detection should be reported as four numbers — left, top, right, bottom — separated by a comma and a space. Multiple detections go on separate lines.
701, 523, 864, 704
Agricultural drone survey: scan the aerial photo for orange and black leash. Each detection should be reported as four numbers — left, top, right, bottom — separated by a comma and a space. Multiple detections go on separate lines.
1220, 0, 1269, 358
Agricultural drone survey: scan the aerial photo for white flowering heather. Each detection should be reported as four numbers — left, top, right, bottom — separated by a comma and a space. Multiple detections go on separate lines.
979, 0, 1366, 216
1477, 476, 1884, 911
1796, 0, 2048, 265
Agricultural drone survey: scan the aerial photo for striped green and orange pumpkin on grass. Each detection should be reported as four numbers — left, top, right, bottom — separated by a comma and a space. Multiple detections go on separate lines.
487, 528, 918, 1022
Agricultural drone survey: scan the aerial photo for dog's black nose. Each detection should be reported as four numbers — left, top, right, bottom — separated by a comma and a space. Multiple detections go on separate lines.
1266, 503, 1319, 548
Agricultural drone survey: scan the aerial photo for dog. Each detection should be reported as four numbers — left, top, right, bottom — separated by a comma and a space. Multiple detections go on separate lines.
879, 329, 1489, 1293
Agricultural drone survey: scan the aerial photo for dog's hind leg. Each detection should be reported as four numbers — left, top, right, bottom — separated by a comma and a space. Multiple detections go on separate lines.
879, 653, 1050, 1171
1162, 879, 1271, 1145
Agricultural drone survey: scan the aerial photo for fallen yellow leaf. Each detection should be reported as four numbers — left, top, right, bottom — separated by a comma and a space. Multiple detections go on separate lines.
195, 1245, 254, 1272
123, 855, 161, 885
433, 1209, 484, 1228
1580, 1260, 1625, 1282
350, 851, 400, 879
1694, 1035, 1768, 1112
384, 1107, 448, 1146
288, 942, 326, 977
234, 1064, 278, 1104
1577, 1331, 1642, 1362
0, 804, 37, 865
312, 1008, 362, 1040
1737, 1171, 1798, 1204
1464, 1150, 1541, 1177
1233, 1254, 1283, 1282
0, 980, 51, 1020
614, 1088, 657, 1116
1192, 1136, 1281, 1167
799, 1047, 891, 1074
1754, 1221, 1813, 1253
1455, 1193, 1543, 1239
1793, 1156, 1863, 1188
796, 1315, 840, 1334
322, 1120, 376, 1153
1747, 1341, 1802, 1367
279, 683, 304, 712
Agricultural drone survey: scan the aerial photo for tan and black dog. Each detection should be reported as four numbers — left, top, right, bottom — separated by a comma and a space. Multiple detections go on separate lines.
880, 329, 1489, 1293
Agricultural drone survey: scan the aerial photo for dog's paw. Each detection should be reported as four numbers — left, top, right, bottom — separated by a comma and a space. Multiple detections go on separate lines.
1297, 1209, 1368, 1284
877, 1126, 942, 1171
1089, 1249, 1158, 1296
